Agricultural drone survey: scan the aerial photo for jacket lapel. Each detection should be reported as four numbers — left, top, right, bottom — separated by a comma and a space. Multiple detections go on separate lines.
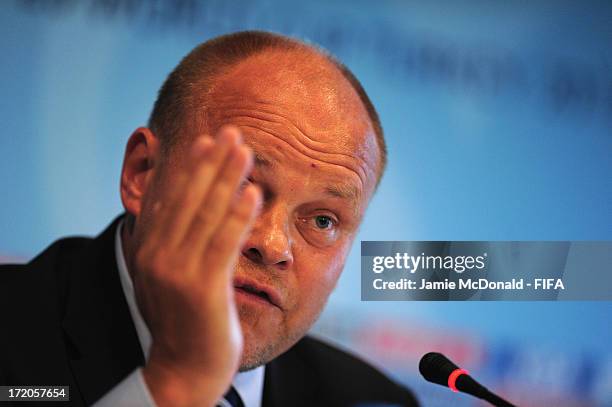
262, 342, 320, 407
61, 216, 145, 405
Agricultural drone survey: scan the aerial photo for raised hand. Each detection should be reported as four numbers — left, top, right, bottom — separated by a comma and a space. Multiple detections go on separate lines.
133, 126, 260, 407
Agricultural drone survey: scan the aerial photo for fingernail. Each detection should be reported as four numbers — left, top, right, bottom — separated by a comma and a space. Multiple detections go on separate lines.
218, 125, 242, 144
230, 144, 249, 165
192, 136, 213, 156
241, 145, 254, 168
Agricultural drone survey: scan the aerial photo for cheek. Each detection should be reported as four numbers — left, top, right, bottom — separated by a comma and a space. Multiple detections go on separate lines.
289, 244, 348, 316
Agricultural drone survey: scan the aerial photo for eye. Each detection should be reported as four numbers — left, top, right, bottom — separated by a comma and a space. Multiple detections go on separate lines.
297, 212, 340, 247
314, 215, 334, 230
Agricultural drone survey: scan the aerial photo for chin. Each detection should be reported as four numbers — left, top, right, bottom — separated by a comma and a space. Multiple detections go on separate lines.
237, 320, 279, 371
236, 310, 302, 372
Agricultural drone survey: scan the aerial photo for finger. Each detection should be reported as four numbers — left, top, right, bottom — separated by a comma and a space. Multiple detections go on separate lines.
162, 128, 239, 249
134, 164, 189, 255
147, 137, 213, 244
137, 139, 210, 249
184, 143, 254, 263
199, 184, 261, 280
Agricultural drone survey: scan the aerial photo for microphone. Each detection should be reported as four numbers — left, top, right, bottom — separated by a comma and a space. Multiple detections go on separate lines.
419, 352, 516, 407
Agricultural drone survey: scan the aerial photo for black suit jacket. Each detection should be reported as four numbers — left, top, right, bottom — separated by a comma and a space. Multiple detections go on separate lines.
0, 217, 419, 406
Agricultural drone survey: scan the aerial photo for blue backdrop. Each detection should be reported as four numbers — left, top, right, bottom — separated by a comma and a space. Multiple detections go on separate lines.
1, 1, 611, 405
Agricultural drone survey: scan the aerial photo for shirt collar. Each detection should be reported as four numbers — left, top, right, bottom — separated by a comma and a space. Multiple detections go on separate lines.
114, 219, 265, 407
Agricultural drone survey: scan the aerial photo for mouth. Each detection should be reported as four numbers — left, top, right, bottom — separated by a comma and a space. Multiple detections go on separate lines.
233, 277, 282, 310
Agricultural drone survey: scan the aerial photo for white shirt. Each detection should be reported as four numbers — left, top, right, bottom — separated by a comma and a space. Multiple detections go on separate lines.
93, 221, 265, 407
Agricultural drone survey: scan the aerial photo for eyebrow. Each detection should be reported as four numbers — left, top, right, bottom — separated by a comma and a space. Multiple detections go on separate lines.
325, 184, 360, 201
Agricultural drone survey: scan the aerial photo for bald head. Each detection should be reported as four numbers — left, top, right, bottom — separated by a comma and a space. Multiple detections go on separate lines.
148, 31, 386, 183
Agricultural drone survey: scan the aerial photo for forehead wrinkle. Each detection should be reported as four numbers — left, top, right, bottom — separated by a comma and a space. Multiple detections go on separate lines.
213, 108, 373, 188
211, 98, 377, 177
215, 98, 322, 144
252, 148, 361, 202
220, 107, 358, 160
237, 123, 366, 190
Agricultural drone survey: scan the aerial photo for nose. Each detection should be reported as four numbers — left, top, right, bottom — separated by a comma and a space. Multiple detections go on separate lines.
241, 202, 293, 270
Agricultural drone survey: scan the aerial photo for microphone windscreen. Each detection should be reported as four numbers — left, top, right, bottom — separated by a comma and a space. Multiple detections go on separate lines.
419, 352, 460, 386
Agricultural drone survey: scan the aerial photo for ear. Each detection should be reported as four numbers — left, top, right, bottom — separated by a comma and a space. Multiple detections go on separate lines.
120, 127, 160, 218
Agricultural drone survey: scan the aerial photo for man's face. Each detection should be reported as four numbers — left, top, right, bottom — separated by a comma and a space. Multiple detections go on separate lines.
160, 51, 380, 370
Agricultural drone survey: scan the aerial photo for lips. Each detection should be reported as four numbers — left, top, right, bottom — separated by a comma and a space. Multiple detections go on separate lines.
233, 277, 282, 309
